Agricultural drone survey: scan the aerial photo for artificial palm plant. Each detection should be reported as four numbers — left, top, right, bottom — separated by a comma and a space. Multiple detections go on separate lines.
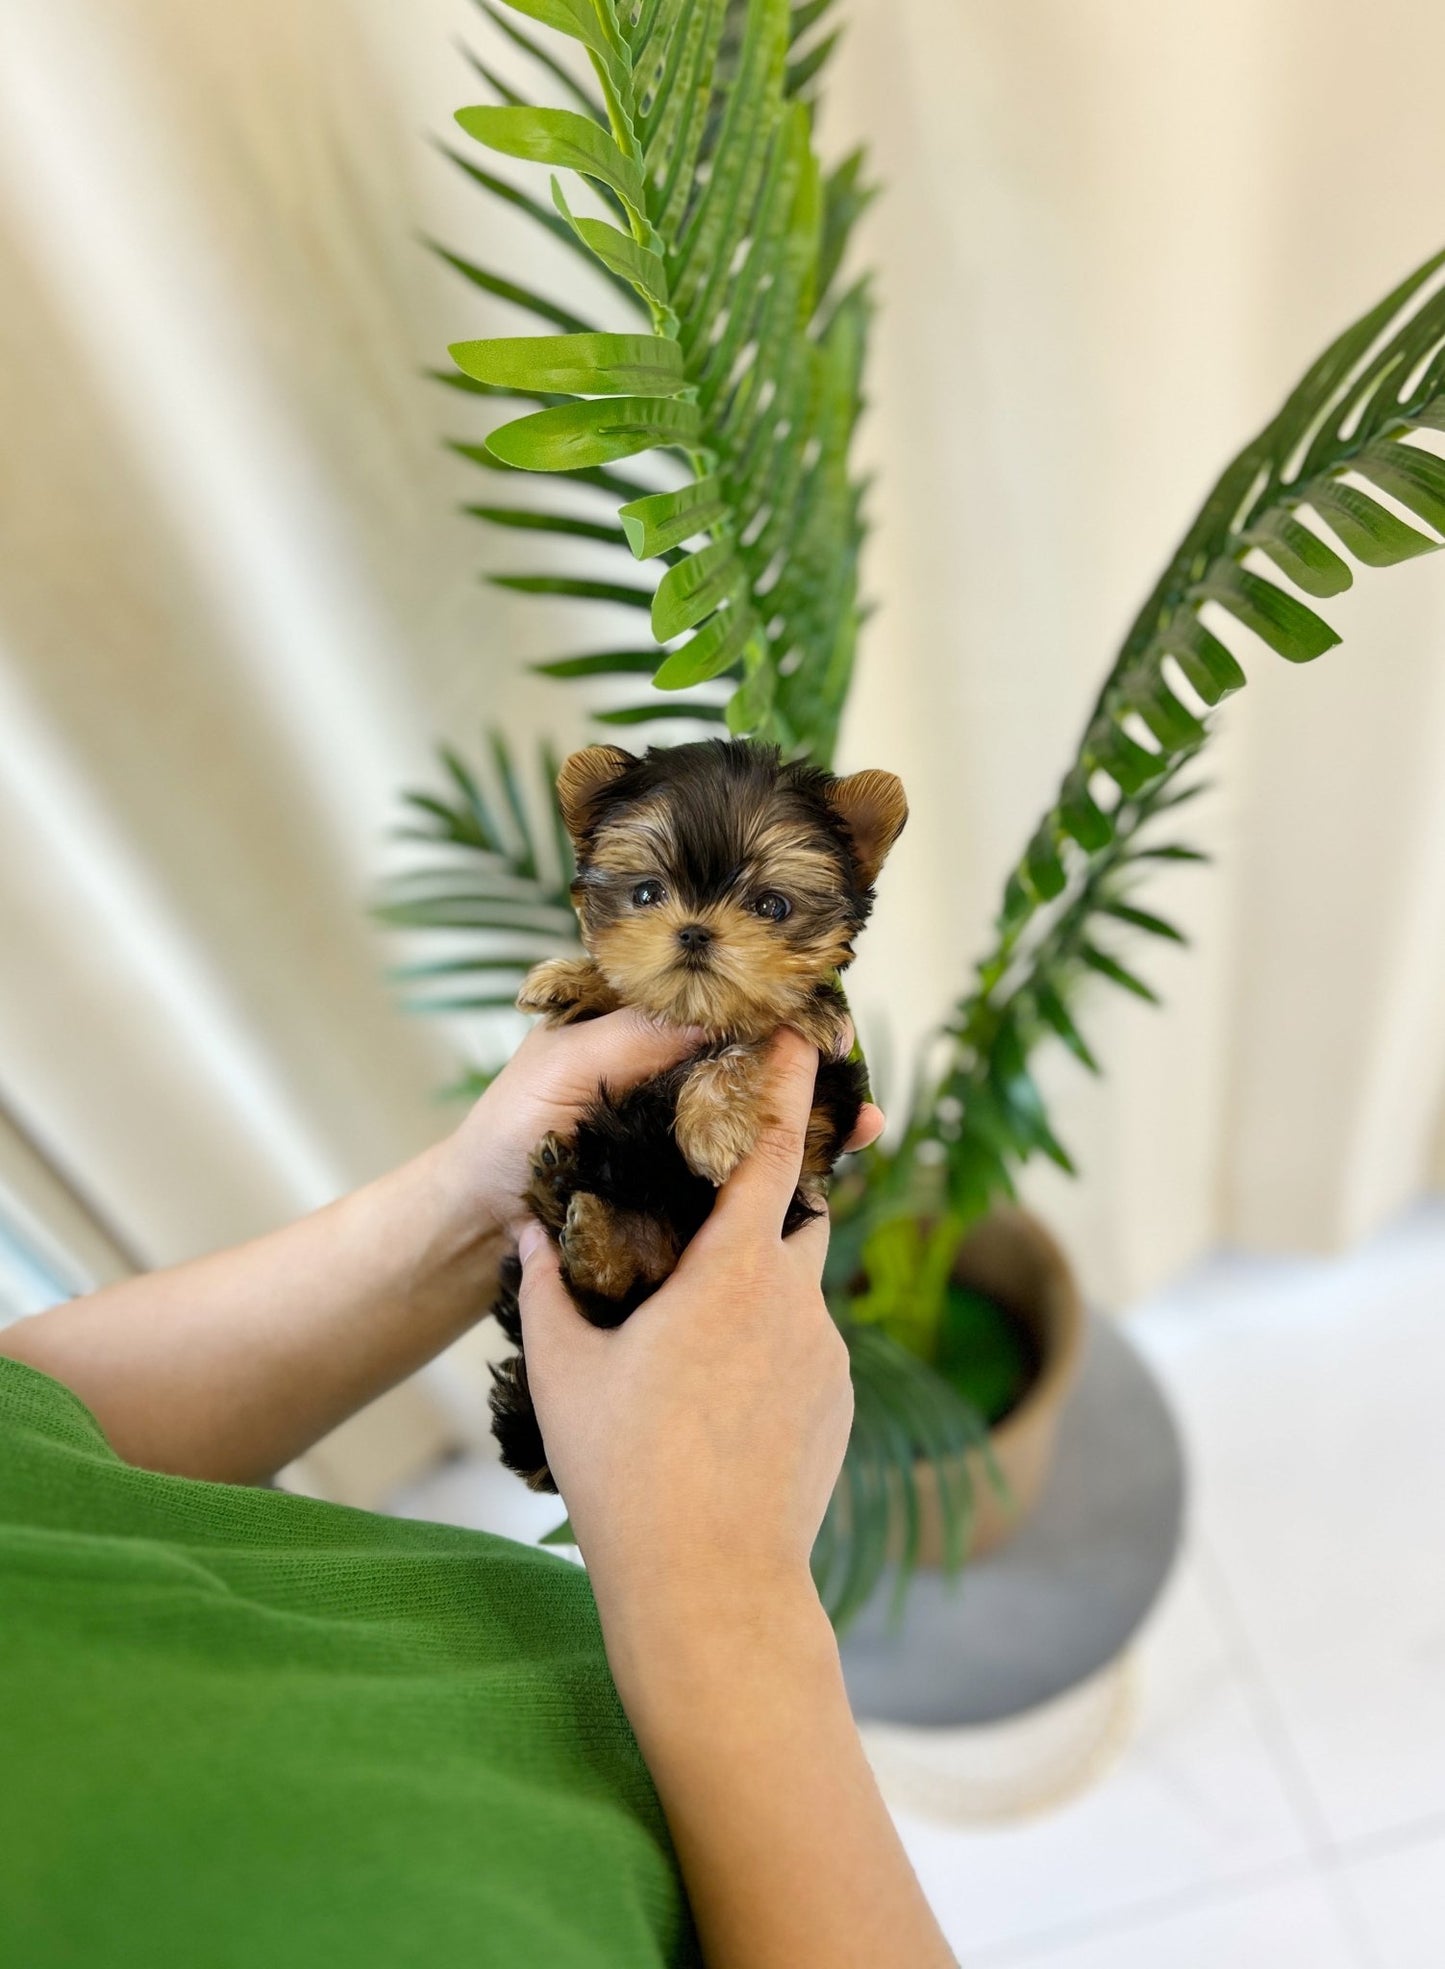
385, 0, 1445, 1623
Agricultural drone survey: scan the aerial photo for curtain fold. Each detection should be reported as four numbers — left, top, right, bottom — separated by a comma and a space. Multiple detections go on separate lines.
1, 0, 1442, 1313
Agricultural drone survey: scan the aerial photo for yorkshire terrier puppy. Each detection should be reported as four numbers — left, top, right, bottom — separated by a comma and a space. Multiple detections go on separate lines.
489, 737, 907, 1491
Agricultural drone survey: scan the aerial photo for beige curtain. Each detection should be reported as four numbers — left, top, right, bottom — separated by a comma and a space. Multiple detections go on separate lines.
827, 0, 1445, 1300
2, 0, 1444, 1336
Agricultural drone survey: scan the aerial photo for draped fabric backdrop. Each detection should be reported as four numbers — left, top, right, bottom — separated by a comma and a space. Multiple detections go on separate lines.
3, 0, 1445, 1357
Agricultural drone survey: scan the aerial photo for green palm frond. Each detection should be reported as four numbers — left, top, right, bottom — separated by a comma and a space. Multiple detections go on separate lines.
437, 0, 873, 762
377, 732, 581, 1025
917, 247, 1445, 1223
814, 1319, 990, 1631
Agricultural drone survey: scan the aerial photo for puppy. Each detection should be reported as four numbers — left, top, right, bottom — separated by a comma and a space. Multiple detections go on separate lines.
490, 737, 907, 1491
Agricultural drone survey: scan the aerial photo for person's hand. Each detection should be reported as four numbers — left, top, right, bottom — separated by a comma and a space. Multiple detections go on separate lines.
515, 1029, 860, 1655
510, 1039, 956, 1969
434, 1008, 706, 1238
435, 1008, 884, 1241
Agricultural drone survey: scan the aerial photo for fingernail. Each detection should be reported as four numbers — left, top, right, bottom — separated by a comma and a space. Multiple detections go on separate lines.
517, 1221, 545, 1267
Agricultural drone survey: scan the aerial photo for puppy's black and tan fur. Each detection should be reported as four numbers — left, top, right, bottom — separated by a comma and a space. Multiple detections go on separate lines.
490, 737, 907, 1490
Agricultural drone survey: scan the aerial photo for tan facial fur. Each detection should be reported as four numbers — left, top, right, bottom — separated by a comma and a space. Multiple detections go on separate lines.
549, 739, 907, 1043
579, 813, 857, 1039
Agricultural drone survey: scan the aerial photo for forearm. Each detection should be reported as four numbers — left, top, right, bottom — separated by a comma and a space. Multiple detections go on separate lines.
599, 1574, 955, 1969
0, 1142, 502, 1483
0, 1008, 709, 1485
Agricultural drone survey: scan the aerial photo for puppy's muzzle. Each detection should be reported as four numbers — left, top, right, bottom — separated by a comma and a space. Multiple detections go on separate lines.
675, 923, 713, 967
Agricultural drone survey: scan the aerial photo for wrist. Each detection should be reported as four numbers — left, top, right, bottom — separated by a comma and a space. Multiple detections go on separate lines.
594, 1557, 840, 1742
416, 1131, 510, 1252
383, 1142, 508, 1318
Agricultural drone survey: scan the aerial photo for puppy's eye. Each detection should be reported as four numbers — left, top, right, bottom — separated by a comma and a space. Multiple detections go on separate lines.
753, 891, 791, 922
631, 880, 667, 908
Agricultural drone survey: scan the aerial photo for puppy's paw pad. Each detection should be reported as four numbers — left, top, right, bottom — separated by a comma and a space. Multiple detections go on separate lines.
530, 1130, 581, 1186
524, 1133, 581, 1233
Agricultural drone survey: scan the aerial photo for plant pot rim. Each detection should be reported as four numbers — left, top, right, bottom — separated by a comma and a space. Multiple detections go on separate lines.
897, 1205, 1088, 1566
952, 1204, 1086, 1453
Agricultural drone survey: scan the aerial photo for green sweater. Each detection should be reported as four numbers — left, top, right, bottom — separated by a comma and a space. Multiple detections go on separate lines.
0, 1355, 698, 1968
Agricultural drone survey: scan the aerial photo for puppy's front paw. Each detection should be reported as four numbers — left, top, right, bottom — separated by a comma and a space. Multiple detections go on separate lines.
559, 1192, 635, 1300
559, 1193, 681, 1307
524, 1131, 579, 1233
516, 957, 620, 1025
674, 1048, 765, 1186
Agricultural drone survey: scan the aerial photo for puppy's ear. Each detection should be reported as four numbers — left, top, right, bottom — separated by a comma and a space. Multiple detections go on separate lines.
556, 744, 634, 843
827, 769, 908, 888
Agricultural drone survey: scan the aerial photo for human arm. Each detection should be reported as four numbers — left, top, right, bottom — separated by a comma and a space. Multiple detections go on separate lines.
0, 1008, 712, 1483
517, 1031, 955, 1969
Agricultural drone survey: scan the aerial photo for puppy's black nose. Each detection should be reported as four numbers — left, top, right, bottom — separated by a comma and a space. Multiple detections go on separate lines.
676, 923, 712, 952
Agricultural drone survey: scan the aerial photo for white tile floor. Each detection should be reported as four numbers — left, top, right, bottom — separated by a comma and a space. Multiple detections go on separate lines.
391, 1202, 1445, 1968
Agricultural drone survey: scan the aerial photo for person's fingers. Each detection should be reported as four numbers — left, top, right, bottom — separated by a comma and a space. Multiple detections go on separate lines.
708, 1030, 821, 1239
553, 1005, 705, 1097
843, 1101, 885, 1154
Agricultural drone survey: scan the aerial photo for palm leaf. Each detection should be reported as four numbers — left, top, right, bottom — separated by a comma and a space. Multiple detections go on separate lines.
376, 732, 581, 1021
911, 249, 1445, 1227
815, 1319, 989, 1631
439, 0, 875, 761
